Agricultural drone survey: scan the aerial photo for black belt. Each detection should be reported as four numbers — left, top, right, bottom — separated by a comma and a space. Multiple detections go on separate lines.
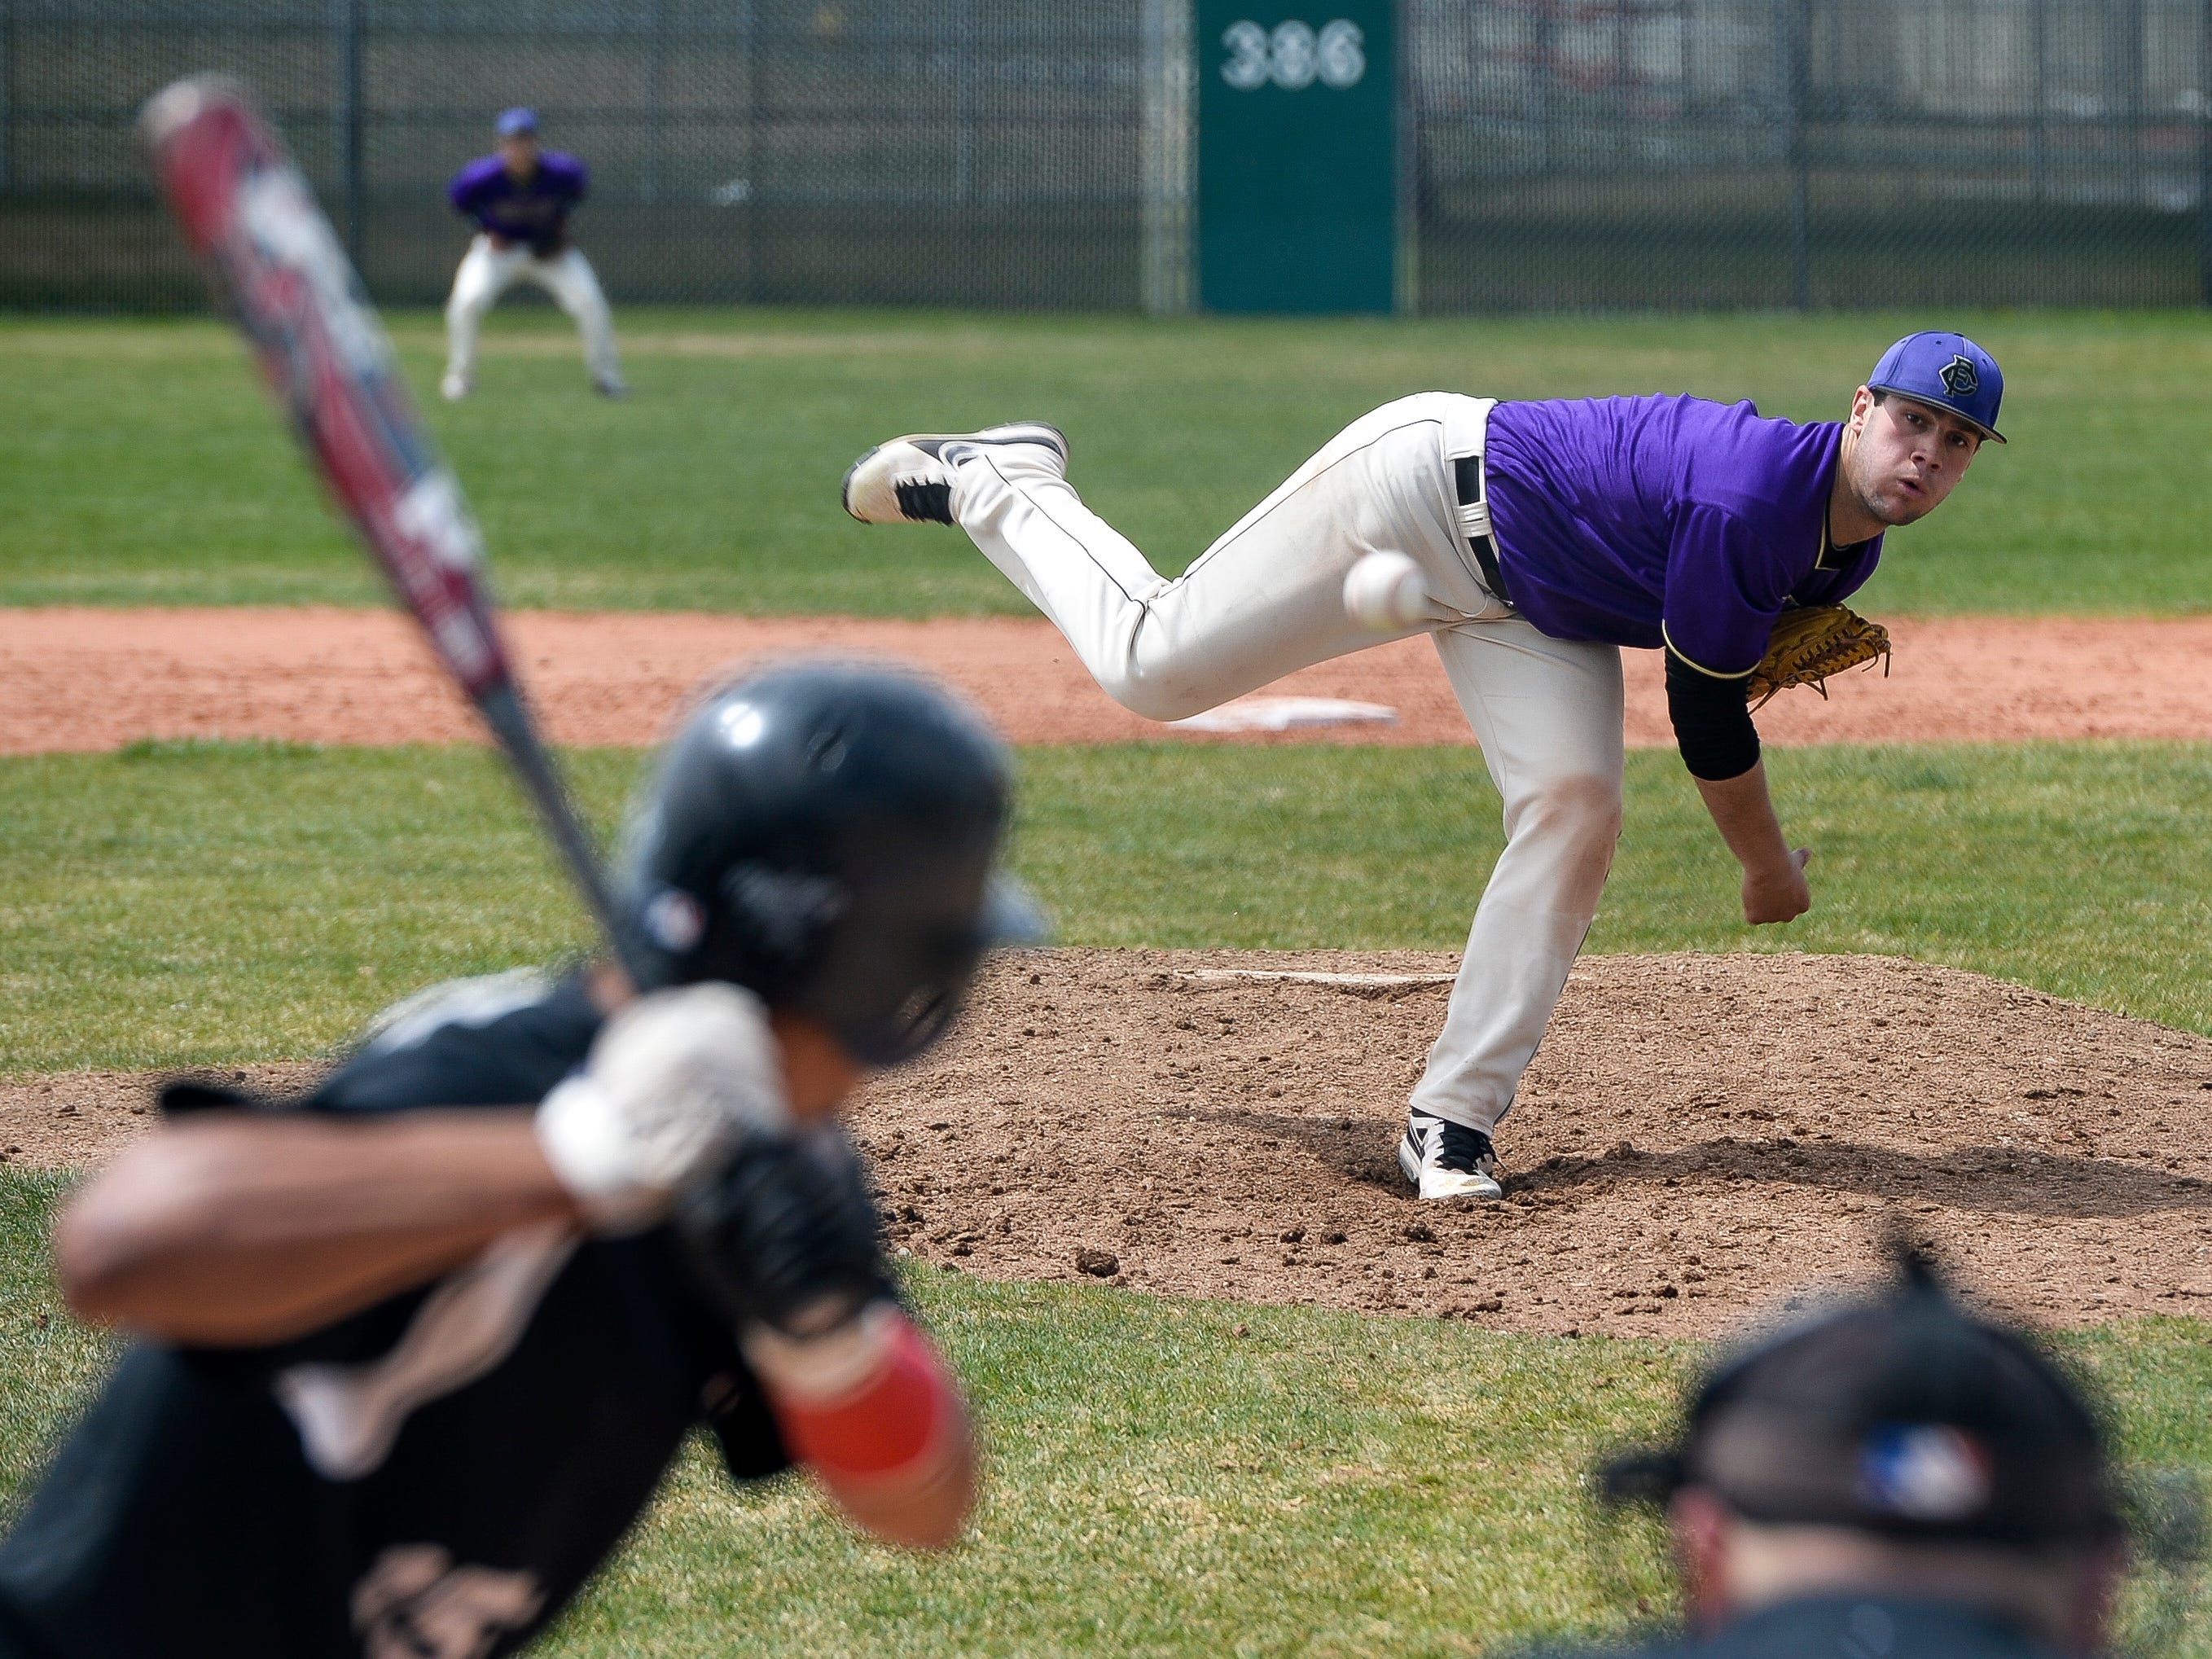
1454, 454, 1513, 609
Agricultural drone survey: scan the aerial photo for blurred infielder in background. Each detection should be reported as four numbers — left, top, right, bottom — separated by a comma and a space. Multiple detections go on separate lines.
441, 107, 625, 402
0, 663, 1039, 1659
842, 332, 2002, 1203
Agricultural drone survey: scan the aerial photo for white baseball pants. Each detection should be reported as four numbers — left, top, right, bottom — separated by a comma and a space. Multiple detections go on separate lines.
950, 392, 1624, 1139
442, 236, 622, 388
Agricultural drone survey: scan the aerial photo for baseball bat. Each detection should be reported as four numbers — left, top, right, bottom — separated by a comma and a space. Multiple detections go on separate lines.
139, 76, 638, 978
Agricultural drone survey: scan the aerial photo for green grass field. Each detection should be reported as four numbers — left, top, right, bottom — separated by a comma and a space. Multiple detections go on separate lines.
4, 740, 2212, 1651
7, 302, 2212, 1652
2, 307, 2210, 616
9, 739, 2212, 1077
2, 1170, 2208, 1658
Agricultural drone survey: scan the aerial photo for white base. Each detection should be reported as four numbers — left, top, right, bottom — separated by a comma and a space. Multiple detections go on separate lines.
1168, 696, 1397, 734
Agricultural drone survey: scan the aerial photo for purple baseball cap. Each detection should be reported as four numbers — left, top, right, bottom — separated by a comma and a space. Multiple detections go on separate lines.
1866, 331, 2005, 443
495, 107, 540, 138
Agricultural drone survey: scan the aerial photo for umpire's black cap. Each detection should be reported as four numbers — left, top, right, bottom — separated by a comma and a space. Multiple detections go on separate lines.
1600, 1249, 2118, 1550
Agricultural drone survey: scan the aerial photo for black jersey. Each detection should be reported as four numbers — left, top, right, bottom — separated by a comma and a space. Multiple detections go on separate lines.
0, 969, 796, 1659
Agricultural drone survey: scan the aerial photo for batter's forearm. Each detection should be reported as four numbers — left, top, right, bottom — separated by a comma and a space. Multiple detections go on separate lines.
748, 1307, 980, 1550
823, 1418, 978, 1551
56, 1112, 579, 1344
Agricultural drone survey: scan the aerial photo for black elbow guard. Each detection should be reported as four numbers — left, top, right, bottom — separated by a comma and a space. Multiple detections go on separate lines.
1666, 649, 1762, 781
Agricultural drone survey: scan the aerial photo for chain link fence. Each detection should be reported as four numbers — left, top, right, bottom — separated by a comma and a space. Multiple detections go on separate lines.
3, 0, 2208, 312
1412, 0, 2212, 309
0, 0, 1158, 309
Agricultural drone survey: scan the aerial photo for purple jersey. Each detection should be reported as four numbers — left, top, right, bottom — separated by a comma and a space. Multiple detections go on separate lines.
1484, 394, 1881, 676
447, 151, 588, 256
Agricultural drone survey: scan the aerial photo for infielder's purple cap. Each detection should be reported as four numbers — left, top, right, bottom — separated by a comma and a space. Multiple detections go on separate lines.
1866, 331, 2005, 443
495, 107, 539, 138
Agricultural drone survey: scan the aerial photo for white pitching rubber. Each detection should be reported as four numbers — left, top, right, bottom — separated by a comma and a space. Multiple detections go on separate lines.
1342, 551, 1428, 631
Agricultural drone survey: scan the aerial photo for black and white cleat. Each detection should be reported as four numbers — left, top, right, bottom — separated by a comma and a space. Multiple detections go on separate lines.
1398, 1110, 1503, 1201
840, 422, 1069, 525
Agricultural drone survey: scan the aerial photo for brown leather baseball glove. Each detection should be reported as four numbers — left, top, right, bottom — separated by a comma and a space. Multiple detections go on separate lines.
1745, 604, 1890, 711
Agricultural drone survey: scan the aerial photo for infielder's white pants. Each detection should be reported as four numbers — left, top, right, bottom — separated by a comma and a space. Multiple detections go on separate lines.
951, 393, 1624, 1138
443, 236, 622, 388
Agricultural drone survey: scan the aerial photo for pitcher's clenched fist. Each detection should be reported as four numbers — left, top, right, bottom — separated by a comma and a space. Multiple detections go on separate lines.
1742, 849, 1814, 927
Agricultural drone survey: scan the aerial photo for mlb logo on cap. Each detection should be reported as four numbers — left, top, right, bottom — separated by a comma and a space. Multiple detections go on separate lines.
1856, 1423, 1995, 1522
1866, 331, 2005, 442
495, 107, 539, 138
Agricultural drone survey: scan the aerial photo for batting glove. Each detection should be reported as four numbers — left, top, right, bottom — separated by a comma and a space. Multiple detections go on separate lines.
536, 981, 789, 1232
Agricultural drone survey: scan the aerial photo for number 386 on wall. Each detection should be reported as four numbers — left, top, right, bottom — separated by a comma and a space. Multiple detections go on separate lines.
1221, 20, 1367, 90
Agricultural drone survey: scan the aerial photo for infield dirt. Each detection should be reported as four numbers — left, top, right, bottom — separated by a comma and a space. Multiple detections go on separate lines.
11, 950, 2211, 1337
11, 608, 2212, 752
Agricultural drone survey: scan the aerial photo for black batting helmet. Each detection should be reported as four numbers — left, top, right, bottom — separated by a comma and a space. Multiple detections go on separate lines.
612, 658, 1043, 1066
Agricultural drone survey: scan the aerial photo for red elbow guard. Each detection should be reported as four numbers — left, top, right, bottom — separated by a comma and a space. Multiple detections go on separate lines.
748, 1305, 962, 1484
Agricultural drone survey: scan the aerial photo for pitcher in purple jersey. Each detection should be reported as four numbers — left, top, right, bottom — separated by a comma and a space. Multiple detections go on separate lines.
440, 108, 626, 402
837, 332, 2002, 1202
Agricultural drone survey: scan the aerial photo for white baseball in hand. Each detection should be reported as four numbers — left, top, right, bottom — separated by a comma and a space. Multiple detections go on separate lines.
1342, 551, 1428, 631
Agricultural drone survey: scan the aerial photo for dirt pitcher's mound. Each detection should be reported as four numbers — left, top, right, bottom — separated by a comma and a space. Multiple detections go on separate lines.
854, 950, 2212, 1336
11, 952, 2212, 1336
